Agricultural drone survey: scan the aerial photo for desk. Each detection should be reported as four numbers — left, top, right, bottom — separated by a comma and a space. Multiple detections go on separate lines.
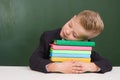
0, 66, 119, 80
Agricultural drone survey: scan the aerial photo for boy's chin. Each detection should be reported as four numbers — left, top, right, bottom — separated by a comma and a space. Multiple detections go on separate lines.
61, 36, 67, 40
62, 38, 71, 40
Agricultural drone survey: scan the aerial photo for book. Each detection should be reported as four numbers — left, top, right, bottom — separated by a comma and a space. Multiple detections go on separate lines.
51, 57, 91, 62
50, 49, 91, 54
50, 53, 90, 58
50, 44, 92, 50
54, 40, 95, 46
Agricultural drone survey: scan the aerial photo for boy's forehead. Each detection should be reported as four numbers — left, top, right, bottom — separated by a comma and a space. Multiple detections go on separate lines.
72, 15, 80, 23
71, 19, 98, 39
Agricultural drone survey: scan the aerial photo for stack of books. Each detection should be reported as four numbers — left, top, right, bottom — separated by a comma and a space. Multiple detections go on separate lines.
50, 40, 95, 63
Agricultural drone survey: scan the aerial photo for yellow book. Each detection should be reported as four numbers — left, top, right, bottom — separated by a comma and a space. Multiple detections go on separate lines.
51, 57, 91, 63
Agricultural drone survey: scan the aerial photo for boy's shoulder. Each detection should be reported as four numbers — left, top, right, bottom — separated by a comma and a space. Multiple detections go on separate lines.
44, 28, 61, 34
41, 28, 62, 40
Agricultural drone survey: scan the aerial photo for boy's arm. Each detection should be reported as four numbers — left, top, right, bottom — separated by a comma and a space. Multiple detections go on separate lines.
91, 50, 112, 73
46, 51, 112, 74
46, 61, 100, 73
29, 32, 52, 73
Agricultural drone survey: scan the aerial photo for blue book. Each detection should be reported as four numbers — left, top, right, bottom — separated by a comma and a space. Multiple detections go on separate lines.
50, 53, 90, 58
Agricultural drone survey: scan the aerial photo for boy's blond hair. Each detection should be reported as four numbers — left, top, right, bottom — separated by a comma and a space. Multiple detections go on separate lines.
76, 10, 104, 33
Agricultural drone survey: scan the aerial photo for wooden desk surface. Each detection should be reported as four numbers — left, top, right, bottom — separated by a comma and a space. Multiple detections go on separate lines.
0, 66, 119, 80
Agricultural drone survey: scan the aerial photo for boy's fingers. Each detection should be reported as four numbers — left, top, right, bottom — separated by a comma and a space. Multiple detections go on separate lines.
72, 69, 84, 74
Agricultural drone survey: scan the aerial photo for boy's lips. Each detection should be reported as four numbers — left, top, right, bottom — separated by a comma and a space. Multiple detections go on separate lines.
63, 32, 68, 40
63, 31, 67, 37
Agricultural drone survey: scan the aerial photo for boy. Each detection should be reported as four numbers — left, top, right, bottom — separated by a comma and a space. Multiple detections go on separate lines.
29, 10, 112, 74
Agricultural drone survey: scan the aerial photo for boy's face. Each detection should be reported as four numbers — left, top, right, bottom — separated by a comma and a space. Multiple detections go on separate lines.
60, 16, 100, 41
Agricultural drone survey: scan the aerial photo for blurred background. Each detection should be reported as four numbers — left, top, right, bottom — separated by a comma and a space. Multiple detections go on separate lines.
0, 0, 120, 66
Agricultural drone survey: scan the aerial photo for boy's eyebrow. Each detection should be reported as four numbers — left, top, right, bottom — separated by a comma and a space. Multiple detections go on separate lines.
77, 35, 89, 40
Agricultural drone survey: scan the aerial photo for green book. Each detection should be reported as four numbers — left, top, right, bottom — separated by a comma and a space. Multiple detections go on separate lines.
54, 40, 95, 46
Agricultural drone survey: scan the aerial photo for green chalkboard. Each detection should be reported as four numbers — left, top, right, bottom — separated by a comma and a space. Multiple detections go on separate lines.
0, 0, 120, 66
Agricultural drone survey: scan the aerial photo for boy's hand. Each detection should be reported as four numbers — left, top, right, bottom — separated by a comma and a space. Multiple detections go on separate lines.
73, 61, 99, 73
57, 61, 82, 74
47, 61, 80, 74
47, 61, 99, 74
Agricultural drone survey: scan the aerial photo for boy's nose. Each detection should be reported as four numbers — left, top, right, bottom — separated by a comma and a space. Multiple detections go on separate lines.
66, 29, 72, 35
66, 30, 71, 36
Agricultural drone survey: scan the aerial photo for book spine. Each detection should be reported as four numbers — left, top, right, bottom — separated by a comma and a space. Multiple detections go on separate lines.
54, 40, 95, 46
51, 44, 92, 50
50, 49, 91, 54
51, 57, 91, 62
50, 53, 90, 58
